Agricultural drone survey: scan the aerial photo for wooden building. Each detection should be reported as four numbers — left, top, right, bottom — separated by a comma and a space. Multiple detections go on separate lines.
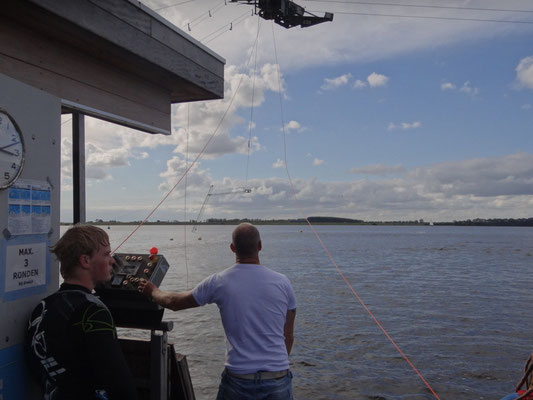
0, 1, 225, 398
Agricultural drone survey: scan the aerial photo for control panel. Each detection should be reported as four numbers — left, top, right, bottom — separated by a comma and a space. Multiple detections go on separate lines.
95, 250, 170, 329
109, 252, 168, 290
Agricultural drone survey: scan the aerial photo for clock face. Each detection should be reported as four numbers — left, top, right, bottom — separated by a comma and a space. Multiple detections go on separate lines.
0, 110, 25, 189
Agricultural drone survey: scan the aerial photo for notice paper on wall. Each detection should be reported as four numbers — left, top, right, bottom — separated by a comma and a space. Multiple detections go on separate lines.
7, 179, 51, 235
5, 241, 47, 293
1, 234, 50, 301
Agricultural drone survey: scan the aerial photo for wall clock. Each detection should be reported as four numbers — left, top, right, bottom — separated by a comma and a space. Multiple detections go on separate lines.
0, 110, 25, 189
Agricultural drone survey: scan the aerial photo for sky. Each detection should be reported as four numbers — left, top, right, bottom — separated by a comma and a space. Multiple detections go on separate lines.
60, 0, 533, 223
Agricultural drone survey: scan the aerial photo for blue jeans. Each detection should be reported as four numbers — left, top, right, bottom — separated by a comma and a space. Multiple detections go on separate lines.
216, 370, 294, 400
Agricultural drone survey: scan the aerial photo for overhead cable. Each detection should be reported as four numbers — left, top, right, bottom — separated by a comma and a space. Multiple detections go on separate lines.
203, 17, 251, 43
154, 0, 196, 11
245, 16, 261, 189
201, 10, 252, 42
307, 10, 533, 24
301, 0, 533, 14
184, 1, 226, 30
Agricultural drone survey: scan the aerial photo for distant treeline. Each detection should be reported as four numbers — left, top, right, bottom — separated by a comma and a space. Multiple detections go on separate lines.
64, 217, 533, 227
435, 218, 533, 227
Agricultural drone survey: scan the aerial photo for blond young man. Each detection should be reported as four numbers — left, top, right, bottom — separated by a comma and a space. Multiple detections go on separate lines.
27, 225, 137, 400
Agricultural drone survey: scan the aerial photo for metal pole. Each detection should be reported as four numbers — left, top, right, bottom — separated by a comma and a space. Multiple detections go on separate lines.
72, 113, 86, 224
150, 329, 168, 400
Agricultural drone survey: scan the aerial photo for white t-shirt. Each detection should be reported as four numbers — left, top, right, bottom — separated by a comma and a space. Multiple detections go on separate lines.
192, 263, 296, 374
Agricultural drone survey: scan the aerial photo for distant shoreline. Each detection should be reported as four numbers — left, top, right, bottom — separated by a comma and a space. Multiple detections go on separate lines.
60, 217, 533, 227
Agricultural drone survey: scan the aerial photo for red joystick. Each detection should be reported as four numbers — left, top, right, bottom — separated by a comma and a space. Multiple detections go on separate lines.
149, 247, 158, 257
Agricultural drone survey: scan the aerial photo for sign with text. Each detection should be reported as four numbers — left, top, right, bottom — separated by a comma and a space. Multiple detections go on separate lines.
8, 179, 52, 235
5, 242, 46, 292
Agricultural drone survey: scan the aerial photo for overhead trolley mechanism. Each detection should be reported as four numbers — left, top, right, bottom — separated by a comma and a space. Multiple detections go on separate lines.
231, 0, 333, 29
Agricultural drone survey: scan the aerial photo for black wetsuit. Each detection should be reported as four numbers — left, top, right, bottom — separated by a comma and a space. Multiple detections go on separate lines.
27, 283, 138, 400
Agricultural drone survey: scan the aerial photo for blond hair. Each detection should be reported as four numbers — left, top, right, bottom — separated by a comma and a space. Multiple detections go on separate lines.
50, 225, 110, 279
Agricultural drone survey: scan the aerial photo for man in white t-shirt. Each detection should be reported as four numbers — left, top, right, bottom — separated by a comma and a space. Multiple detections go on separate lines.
138, 223, 296, 399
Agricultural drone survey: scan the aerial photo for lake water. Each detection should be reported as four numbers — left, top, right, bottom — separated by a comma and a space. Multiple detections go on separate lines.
90, 224, 532, 400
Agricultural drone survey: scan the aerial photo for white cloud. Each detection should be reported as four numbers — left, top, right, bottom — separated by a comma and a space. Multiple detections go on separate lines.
273, 159, 285, 168
350, 164, 406, 176
86, 144, 130, 180
522, 104, 532, 110
516, 56, 533, 89
411, 152, 533, 198
158, 156, 211, 193
313, 158, 325, 166
441, 82, 456, 90
459, 81, 479, 96
283, 120, 307, 133
367, 72, 389, 87
177, 152, 533, 221
167, 64, 281, 158
388, 121, 421, 131
440, 81, 478, 95
60, 63, 280, 183
352, 73, 388, 90
59, 134, 129, 182
353, 79, 367, 89
320, 73, 352, 91
83, 152, 533, 222
115, 63, 280, 159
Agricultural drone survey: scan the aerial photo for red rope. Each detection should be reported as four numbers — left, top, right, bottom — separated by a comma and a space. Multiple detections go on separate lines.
304, 219, 440, 399
270, 21, 440, 400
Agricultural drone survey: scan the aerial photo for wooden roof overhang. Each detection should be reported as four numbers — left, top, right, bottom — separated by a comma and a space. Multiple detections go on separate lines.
0, 0, 225, 134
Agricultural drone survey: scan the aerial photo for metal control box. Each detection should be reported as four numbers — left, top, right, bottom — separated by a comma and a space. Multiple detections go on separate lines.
95, 252, 170, 329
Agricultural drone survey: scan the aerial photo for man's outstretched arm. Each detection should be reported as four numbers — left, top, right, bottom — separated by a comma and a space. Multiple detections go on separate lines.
138, 279, 199, 311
